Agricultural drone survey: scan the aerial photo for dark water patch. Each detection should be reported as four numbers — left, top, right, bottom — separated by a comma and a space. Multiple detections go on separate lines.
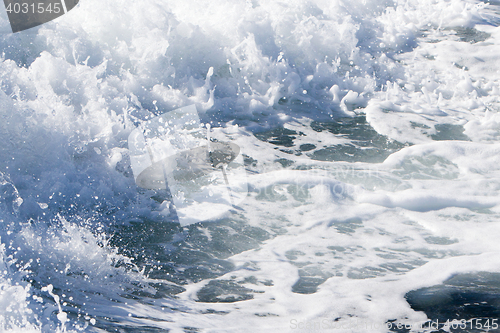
310, 116, 404, 163
138, 282, 186, 298
253, 116, 404, 163
279, 148, 297, 155
378, 260, 427, 274
393, 155, 460, 180
424, 236, 458, 245
292, 266, 334, 294
201, 309, 230, 314
422, 26, 493, 46
406, 272, 500, 332
454, 63, 469, 71
328, 217, 363, 234
311, 116, 383, 141
96, 326, 171, 333
109, 216, 271, 285
254, 312, 280, 317
285, 250, 306, 261
300, 143, 316, 151
453, 27, 491, 43
243, 154, 258, 168
347, 266, 386, 279
92, 310, 183, 333
275, 158, 294, 168
292, 276, 328, 294
254, 127, 302, 147
196, 280, 257, 303
311, 145, 389, 163
410, 121, 431, 129
284, 251, 340, 294
431, 124, 470, 141
109, 219, 182, 258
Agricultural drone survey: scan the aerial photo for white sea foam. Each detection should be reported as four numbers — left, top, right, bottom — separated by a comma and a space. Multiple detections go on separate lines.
0, 0, 500, 331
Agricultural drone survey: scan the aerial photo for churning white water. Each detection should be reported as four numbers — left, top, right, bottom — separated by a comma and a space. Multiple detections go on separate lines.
1, 0, 500, 332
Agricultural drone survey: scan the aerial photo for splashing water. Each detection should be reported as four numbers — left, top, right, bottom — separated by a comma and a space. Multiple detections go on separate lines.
1, 0, 500, 332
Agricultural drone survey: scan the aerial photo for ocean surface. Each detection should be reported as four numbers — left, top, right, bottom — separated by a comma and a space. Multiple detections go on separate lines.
1, 0, 500, 332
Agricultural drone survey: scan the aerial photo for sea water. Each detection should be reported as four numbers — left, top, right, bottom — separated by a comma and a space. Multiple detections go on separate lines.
1, 0, 500, 332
